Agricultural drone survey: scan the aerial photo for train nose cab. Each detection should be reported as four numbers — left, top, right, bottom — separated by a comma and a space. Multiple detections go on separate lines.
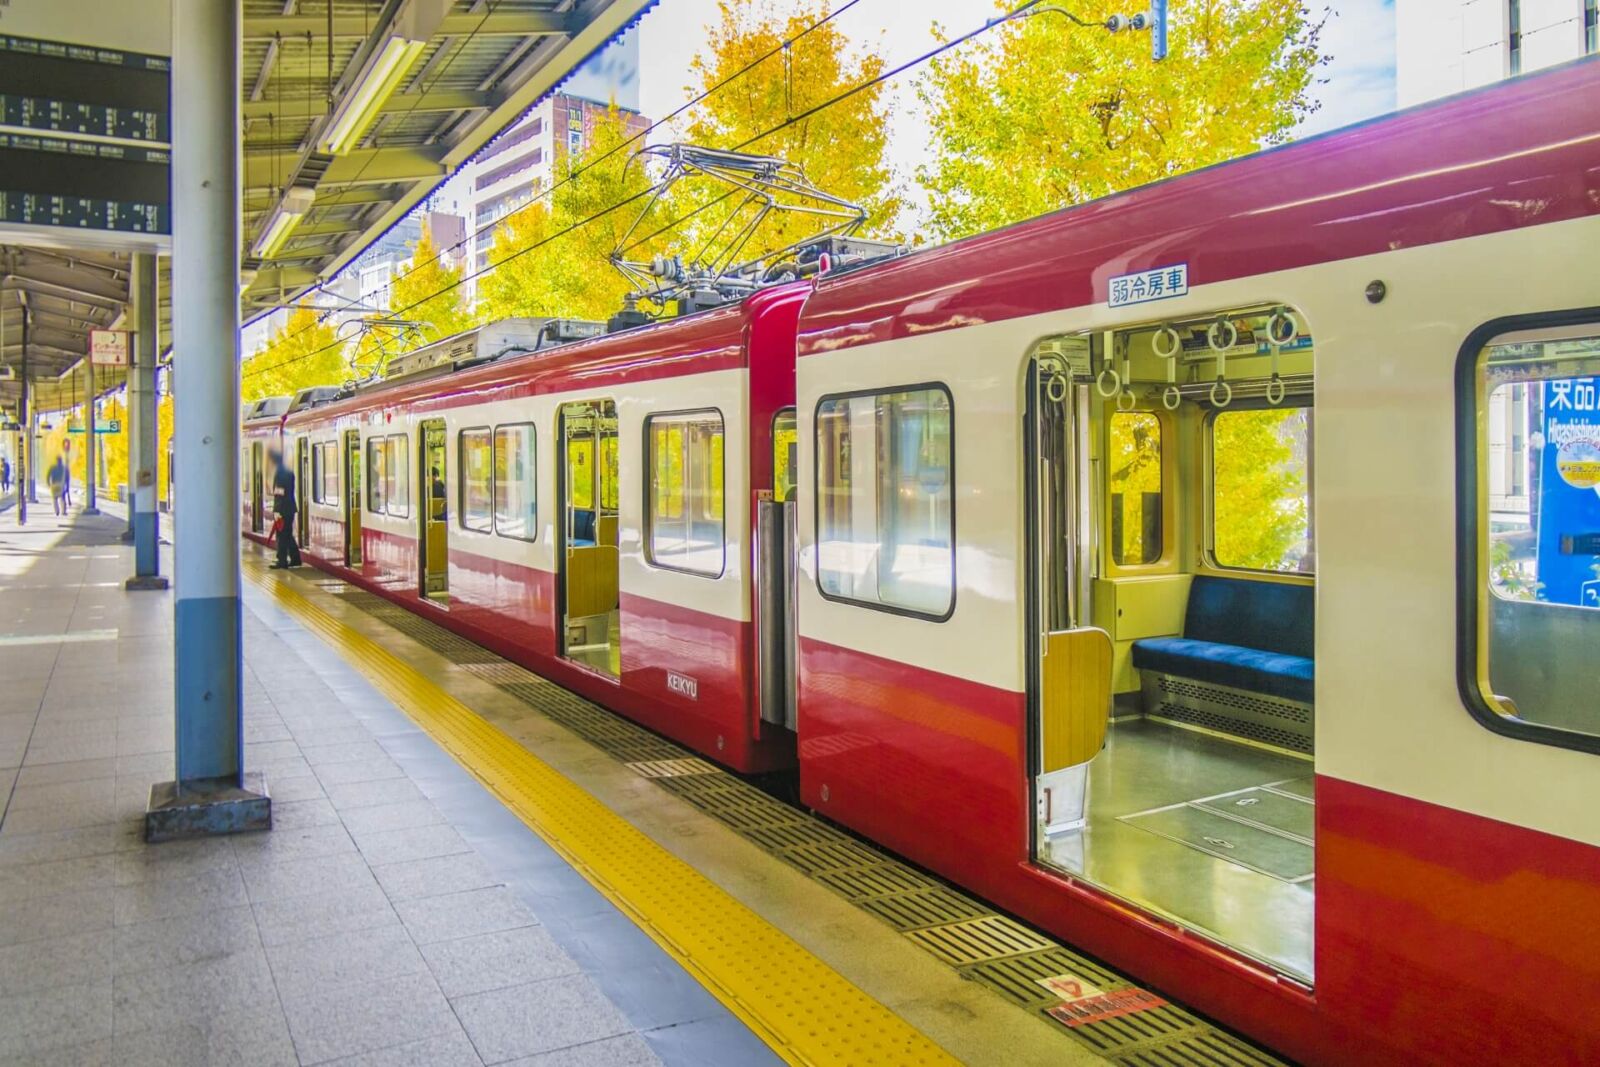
1028, 306, 1316, 981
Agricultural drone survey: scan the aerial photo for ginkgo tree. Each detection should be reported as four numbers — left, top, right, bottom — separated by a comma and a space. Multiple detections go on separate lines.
918, 0, 1324, 239
386, 222, 477, 347
240, 303, 350, 403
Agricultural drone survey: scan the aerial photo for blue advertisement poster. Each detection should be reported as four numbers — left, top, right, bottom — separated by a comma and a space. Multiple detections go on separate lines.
1536, 376, 1600, 608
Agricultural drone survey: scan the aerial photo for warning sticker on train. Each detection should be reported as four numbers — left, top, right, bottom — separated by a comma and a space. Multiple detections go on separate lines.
1108, 263, 1188, 308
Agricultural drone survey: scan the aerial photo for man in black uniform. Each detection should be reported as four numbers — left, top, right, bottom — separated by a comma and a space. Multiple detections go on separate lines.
269, 447, 302, 569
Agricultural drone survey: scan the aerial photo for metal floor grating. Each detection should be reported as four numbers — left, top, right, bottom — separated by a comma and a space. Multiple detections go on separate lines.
306, 570, 1292, 1066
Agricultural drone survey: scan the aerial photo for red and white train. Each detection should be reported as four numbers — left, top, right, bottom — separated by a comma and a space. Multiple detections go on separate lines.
245, 59, 1600, 1065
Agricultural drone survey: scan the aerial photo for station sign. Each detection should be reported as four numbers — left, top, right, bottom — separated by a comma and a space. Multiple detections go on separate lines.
90, 329, 130, 367
1535, 375, 1600, 608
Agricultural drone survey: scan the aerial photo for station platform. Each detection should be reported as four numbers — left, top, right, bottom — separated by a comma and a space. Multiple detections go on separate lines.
0, 506, 1282, 1066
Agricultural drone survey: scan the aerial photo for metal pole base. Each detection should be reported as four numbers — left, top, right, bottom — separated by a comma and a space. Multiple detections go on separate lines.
144, 772, 271, 843
81, 507, 100, 515
125, 575, 170, 591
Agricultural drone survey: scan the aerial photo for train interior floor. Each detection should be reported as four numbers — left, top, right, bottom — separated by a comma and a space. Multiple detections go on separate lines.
1038, 719, 1315, 982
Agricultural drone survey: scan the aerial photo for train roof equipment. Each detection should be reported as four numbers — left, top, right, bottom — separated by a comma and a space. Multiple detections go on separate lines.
373, 317, 605, 388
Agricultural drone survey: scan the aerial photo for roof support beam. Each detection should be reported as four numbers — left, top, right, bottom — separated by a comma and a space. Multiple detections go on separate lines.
244, 145, 446, 190
242, 88, 493, 122
243, 12, 570, 39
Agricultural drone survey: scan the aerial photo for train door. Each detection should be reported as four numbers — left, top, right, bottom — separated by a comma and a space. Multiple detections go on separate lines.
343, 430, 362, 567
419, 420, 448, 600
557, 400, 619, 677
249, 441, 264, 533
1026, 310, 1317, 985
295, 437, 310, 547
757, 408, 799, 730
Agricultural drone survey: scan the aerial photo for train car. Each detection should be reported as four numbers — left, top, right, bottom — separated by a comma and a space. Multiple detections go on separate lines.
790, 59, 1600, 1065
274, 293, 806, 774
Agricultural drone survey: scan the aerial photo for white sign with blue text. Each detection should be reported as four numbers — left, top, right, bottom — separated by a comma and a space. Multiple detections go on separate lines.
1108, 264, 1188, 308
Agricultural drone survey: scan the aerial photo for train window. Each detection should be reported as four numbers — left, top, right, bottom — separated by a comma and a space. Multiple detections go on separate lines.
316, 441, 338, 505
1462, 320, 1600, 747
1210, 405, 1314, 573
816, 385, 954, 619
459, 428, 492, 533
646, 410, 725, 576
385, 434, 410, 518
493, 423, 537, 541
366, 437, 386, 514
773, 408, 797, 503
1108, 411, 1164, 566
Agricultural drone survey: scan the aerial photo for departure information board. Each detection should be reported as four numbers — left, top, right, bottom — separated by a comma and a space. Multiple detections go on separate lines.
0, 26, 171, 242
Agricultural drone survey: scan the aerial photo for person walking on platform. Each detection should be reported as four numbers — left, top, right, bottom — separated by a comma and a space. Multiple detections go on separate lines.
46, 455, 67, 516
269, 447, 302, 569
0, 456, 10, 494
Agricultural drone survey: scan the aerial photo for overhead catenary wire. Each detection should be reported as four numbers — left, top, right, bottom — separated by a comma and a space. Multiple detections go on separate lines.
253, 0, 871, 342
246, 0, 1066, 381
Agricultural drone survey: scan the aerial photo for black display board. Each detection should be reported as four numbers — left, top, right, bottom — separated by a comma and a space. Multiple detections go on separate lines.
0, 34, 171, 237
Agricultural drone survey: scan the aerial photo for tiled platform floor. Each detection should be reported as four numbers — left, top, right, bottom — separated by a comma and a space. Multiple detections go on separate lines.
0, 507, 772, 1066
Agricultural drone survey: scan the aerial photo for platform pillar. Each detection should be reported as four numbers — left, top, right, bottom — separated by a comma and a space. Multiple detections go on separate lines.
126, 254, 166, 590
149, 0, 269, 842
81, 359, 98, 515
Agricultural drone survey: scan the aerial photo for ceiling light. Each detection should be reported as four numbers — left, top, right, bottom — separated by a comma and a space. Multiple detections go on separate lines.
252, 186, 316, 259
317, 34, 427, 156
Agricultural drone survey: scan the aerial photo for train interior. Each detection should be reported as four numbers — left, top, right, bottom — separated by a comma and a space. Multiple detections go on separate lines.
1029, 305, 1316, 983
560, 400, 622, 677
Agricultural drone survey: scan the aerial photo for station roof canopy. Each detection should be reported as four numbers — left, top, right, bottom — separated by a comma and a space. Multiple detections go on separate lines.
241, 0, 652, 319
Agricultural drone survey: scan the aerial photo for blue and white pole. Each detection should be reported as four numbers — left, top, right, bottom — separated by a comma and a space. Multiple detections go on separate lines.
149, 0, 270, 841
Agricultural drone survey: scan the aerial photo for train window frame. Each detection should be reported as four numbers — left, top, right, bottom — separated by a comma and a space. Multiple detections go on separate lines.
458, 427, 492, 534
1456, 308, 1600, 756
1203, 399, 1316, 579
385, 433, 411, 519
493, 422, 538, 543
365, 436, 386, 515
314, 440, 338, 505
643, 408, 727, 579
773, 407, 797, 503
812, 382, 957, 623
1105, 407, 1174, 573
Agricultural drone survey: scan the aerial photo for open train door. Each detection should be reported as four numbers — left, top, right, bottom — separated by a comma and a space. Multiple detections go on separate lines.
295, 437, 310, 548
419, 420, 448, 601
1024, 350, 1112, 848
343, 430, 362, 567
249, 441, 265, 534
557, 400, 620, 676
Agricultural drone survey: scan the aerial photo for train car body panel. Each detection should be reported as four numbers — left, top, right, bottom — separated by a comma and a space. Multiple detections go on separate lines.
793, 60, 1600, 1066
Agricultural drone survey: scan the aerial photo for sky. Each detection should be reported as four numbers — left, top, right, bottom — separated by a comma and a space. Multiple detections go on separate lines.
633, 0, 1398, 222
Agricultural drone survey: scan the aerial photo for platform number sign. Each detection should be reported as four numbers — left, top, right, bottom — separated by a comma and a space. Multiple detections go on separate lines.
1108, 264, 1187, 308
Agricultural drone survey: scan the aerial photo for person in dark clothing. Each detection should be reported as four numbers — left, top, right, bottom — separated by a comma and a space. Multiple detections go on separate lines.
269, 447, 302, 569
0, 456, 10, 493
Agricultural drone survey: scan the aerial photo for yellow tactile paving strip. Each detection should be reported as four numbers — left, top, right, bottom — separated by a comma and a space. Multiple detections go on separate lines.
247, 564, 959, 1067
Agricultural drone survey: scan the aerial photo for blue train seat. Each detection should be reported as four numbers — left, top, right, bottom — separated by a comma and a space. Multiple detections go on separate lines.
1132, 576, 1314, 705
571, 508, 597, 546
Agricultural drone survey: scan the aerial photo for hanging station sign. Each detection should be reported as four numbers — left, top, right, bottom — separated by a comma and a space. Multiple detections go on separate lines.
0, 0, 171, 249
89, 329, 130, 367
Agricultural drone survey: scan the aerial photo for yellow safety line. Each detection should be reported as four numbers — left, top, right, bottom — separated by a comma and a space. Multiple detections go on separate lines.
249, 567, 958, 1067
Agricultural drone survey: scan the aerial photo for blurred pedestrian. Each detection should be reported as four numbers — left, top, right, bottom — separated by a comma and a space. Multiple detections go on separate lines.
46, 455, 66, 516
269, 446, 301, 569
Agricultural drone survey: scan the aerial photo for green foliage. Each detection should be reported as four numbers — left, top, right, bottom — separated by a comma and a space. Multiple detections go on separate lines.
478, 109, 655, 323
917, 0, 1324, 239
1490, 536, 1542, 600
1212, 408, 1309, 571
389, 222, 476, 345
241, 304, 350, 403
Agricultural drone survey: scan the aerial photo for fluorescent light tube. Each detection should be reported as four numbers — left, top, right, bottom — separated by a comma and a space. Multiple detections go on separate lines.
252, 185, 316, 258
317, 35, 427, 156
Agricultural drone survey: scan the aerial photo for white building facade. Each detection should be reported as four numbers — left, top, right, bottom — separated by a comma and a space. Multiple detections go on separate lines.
1397, 0, 1598, 104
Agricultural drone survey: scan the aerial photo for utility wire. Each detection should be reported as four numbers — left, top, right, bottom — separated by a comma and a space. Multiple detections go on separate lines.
246, 0, 1056, 381
251, 0, 869, 345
